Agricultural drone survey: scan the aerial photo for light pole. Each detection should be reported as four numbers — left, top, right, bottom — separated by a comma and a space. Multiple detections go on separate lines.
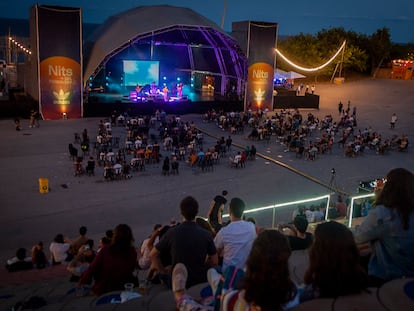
221, 0, 227, 29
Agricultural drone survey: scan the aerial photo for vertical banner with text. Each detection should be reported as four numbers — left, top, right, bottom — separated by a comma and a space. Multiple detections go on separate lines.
245, 22, 277, 112
36, 5, 82, 119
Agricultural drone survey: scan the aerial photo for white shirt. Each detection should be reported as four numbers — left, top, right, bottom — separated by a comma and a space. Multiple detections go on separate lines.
49, 242, 70, 263
214, 220, 256, 271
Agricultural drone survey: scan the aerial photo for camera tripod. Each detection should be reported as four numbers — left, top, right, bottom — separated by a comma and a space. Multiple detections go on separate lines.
329, 168, 338, 189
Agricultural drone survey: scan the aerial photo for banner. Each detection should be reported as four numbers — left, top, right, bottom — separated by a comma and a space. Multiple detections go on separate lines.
36, 5, 82, 119
245, 22, 277, 112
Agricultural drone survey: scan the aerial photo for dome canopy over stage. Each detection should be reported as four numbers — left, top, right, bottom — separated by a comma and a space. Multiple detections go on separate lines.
84, 5, 247, 100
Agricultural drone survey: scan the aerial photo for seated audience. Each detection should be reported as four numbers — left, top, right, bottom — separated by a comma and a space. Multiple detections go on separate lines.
336, 195, 348, 217
5, 248, 33, 272
285, 215, 313, 250
69, 226, 88, 256
97, 236, 111, 253
137, 224, 162, 270
67, 239, 96, 281
353, 167, 414, 286
49, 233, 71, 265
195, 216, 216, 238
172, 230, 298, 310
78, 224, 137, 295
300, 221, 367, 302
147, 225, 172, 282
150, 196, 218, 288
31, 241, 48, 269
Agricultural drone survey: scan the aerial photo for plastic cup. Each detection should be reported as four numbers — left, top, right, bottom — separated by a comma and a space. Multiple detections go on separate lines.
138, 279, 147, 295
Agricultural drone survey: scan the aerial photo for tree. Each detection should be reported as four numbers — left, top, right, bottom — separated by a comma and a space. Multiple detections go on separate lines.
367, 28, 392, 74
277, 27, 408, 79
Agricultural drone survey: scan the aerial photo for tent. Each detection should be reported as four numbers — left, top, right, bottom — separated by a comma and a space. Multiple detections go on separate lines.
284, 71, 306, 79
274, 68, 288, 79
274, 69, 306, 80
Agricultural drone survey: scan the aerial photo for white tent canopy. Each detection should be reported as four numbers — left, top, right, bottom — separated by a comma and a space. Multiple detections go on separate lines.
275, 68, 306, 80
275, 68, 288, 79
285, 71, 306, 79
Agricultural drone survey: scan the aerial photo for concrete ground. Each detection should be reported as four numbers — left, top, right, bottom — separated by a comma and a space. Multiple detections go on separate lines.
0, 78, 413, 279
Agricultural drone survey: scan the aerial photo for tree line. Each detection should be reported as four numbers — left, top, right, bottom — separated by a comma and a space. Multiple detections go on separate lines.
277, 27, 414, 80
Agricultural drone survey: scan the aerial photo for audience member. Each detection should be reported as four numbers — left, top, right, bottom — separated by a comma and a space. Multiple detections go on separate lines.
214, 197, 257, 272
335, 195, 348, 217
69, 226, 88, 256
97, 236, 111, 253
105, 229, 114, 241
150, 196, 218, 288
67, 239, 96, 281
171, 230, 298, 310
353, 167, 414, 286
138, 224, 162, 270
5, 248, 33, 272
78, 224, 137, 295
31, 241, 48, 269
195, 216, 216, 238
286, 215, 313, 250
49, 233, 71, 265
245, 217, 260, 234
147, 225, 172, 282
300, 221, 367, 302
206, 190, 228, 233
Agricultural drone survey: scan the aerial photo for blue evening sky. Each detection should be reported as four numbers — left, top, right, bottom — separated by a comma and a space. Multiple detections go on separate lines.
1, 0, 413, 43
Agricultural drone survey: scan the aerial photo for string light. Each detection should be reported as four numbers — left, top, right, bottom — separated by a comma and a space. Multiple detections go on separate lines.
275, 40, 346, 72
8, 36, 32, 55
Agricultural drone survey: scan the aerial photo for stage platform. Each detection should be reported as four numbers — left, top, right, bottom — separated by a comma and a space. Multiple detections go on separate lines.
84, 92, 243, 117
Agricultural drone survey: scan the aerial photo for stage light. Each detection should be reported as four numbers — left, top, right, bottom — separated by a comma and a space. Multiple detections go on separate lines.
163, 76, 167, 80
62, 112, 67, 120
177, 77, 181, 81
89, 77, 92, 80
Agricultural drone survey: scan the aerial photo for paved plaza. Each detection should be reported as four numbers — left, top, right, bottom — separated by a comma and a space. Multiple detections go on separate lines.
0, 78, 413, 275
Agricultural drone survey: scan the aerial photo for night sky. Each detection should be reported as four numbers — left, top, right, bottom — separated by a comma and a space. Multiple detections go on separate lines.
1, 0, 413, 43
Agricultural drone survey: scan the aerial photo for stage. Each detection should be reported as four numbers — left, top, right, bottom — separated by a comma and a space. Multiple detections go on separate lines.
84, 91, 244, 117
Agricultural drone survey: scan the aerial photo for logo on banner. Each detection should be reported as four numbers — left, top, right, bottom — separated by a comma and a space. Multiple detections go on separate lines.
247, 62, 274, 110
40, 56, 80, 106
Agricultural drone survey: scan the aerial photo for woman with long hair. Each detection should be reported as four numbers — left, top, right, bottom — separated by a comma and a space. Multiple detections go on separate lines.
234, 229, 298, 310
172, 229, 298, 311
354, 167, 414, 286
78, 224, 137, 295
301, 221, 367, 301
